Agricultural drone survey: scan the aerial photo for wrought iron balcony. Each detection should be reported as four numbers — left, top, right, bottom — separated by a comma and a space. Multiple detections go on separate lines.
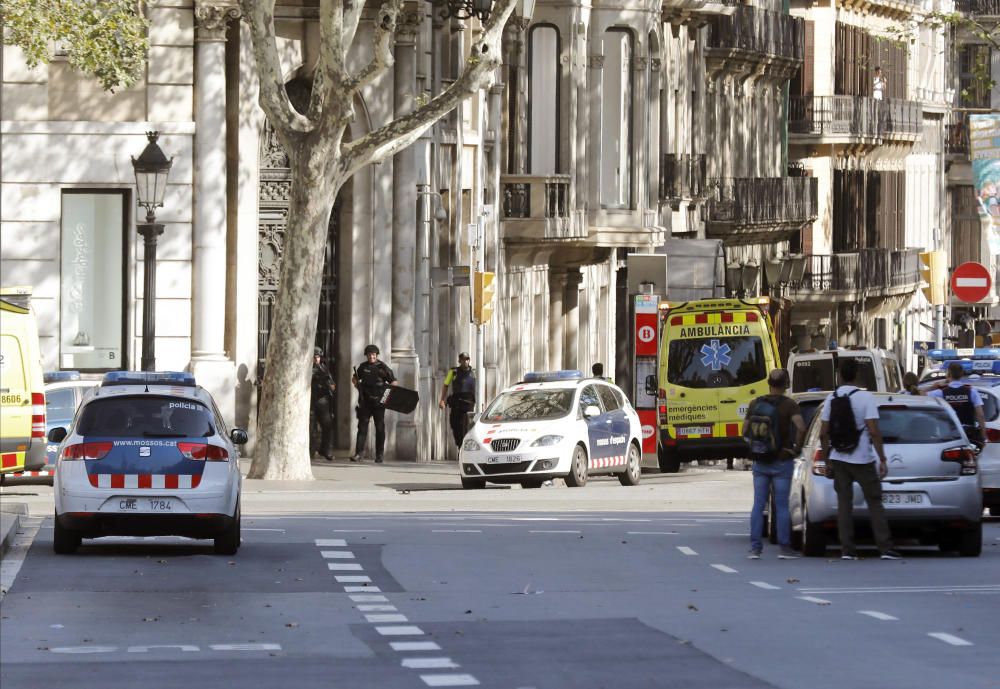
661, 0, 741, 27
660, 153, 708, 207
795, 253, 861, 294
705, 177, 818, 242
947, 112, 970, 157
705, 6, 804, 62
789, 95, 922, 141
889, 247, 921, 292
500, 174, 583, 241
955, 0, 1000, 15
789, 248, 920, 302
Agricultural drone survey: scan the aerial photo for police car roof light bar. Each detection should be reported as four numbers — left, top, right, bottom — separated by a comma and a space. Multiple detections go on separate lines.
44, 371, 81, 383
101, 371, 197, 387
522, 370, 585, 383
943, 360, 1000, 375
926, 348, 1000, 361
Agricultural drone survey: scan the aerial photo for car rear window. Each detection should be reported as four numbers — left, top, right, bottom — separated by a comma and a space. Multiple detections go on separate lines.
76, 396, 215, 438
482, 389, 574, 422
876, 406, 963, 444
46, 388, 77, 421
792, 356, 878, 392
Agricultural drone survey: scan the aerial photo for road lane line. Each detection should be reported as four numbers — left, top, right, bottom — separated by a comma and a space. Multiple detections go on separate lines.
432, 530, 482, 533
530, 530, 581, 534
725, 533, 751, 537
327, 563, 364, 571
242, 528, 286, 532
750, 581, 781, 590
315, 539, 348, 547
366, 614, 409, 623
344, 585, 380, 592
376, 626, 425, 636
928, 633, 973, 646
627, 531, 679, 535
797, 596, 832, 605
403, 658, 460, 669
321, 551, 356, 559
391, 641, 442, 651
798, 584, 1000, 594
350, 594, 389, 602
334, 529, 384, 532
209, 643, 282, 651
420, 674, 480, 687
858, 611, 898, 621
335, 575, 372, 583
677, 546, 698, 556
357, 604, 397, 612
711, 564, 738, 573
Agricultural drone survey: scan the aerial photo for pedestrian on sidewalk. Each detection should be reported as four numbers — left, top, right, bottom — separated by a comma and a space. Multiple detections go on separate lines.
310, 347, 336, 461
351, 344, 396, 463
742, 368, 806, 559
818, 358, 901, 560
439, 352, 476, 448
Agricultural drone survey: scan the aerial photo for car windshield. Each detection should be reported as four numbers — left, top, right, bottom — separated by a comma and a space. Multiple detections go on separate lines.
482, 389, 575, 422
876, 406, 963, 444
76, 396, 215, 438
792, 356, 877, 392
667, 337, 766, 389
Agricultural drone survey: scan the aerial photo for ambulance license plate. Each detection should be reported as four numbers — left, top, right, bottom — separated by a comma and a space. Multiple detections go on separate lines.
486, 455, 523, 464
678, 426, 711, 437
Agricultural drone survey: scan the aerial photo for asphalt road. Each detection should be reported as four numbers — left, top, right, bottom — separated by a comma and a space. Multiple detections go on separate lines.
2, 505, 998, 689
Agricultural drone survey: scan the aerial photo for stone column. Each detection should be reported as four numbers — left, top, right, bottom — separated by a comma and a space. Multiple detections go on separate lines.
563, 270, 582, 371
391, 9, 421, 460
548, 271, 567, 370
191, 1, 239, 425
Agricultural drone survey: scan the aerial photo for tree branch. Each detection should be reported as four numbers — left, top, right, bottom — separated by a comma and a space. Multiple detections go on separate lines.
342, 0, 518, 175
239, 0, 313, 135
308, 0, 346, 122
346, 0, 402, 95
341, 0, 367, 57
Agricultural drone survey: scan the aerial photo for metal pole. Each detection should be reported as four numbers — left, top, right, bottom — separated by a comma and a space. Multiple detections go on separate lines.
137, 214, 164, 371
474, 217, 485, 412
935, 304, 945, 349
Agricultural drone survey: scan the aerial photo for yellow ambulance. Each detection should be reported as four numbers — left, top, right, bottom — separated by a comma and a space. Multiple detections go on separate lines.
655, 298, 781, 472
0, 287, 46, 475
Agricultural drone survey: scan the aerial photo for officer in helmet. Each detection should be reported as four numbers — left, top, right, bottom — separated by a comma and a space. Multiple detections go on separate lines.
350, 344, 396, 463
311, 347, 336, 460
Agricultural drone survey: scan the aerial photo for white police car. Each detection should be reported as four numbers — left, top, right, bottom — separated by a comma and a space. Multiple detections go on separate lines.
459, 371, 643, 489
49, 371, 246, 555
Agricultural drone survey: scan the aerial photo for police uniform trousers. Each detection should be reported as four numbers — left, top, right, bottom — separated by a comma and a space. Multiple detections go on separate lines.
449, 401, 473, 448
355, 397, 386, 458
311, 397, 334, 457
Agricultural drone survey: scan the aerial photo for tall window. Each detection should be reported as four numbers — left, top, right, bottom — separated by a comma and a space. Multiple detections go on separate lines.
60, 192, 127, 370
528, 25, 560, 174
600, 28, 634, 209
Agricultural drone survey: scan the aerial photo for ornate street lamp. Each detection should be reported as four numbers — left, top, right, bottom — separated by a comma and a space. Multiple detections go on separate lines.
131, 131, 173, 371
428, 0, 494, 21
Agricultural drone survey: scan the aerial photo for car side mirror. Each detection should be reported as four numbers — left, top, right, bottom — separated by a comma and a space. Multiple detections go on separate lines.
230, 428, 249, 445
583, 405, 601, 419
48, 427, 67, 443
644, 375, 658, 396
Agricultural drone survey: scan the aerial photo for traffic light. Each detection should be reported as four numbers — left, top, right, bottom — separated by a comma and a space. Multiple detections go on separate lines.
919, 250, 947, 305
473, 271, 496, 325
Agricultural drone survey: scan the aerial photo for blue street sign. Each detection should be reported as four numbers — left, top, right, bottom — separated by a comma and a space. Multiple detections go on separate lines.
912, 341, 935, 355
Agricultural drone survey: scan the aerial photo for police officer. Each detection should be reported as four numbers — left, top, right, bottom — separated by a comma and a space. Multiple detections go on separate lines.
929, 362, 988, 446
439, 352, 476, 448
310, 347, 336, 461
351, 344, 396, 463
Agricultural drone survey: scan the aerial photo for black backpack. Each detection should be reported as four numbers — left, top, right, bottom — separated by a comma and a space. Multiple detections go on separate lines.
745, 396, 783, 461
829, 389, 862, 453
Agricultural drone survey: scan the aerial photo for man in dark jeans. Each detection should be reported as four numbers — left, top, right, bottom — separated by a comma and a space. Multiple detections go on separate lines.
351, 344, 396, 463
818, 358, 901, 560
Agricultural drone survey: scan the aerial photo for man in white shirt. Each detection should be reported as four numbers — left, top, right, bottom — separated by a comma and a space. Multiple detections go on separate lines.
818, 358, 901, 560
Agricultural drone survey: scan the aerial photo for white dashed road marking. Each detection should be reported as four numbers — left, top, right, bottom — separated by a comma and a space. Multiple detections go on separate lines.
677, 546, 698, 556
928, 633, 973, 646
798, 584, 1000, 595
327, 563, 364, 571
432, 530, 482, 533
530, 530, 581, 534
402, 658, 460, 669
797, 596, 832, 605
350, 594, 389, 602
626, 531, 678, 535
750, 581, 781, 590
858, 611, 898, 621
365, 614, 409, 623
321, 551, 356, 559
335, 575, 372, 583
420, 674, 480, 687
391, 641, 442, 652
376, 626, 426, 636
314, 539, 348, 547
357, 604, 397, 612
711, 564, 738, 574
344, 585, 380, 593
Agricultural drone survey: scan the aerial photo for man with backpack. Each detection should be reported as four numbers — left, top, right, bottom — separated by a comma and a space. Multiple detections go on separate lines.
818, 358, 901, 560
743, 369, 806, 559
928, 362, 988, 447
439, 352, 477, 449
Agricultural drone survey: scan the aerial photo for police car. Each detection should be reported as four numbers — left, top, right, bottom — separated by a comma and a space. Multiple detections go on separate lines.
49, 371, 247, 555
459, 371, 643, 489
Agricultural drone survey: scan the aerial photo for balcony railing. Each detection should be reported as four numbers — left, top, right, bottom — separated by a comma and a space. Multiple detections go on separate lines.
501, 174, 583, 241
706, 177, 818, 226
947, 112, 970, 156
706, 6, 804, 61
797, 253, 861, 292
793, 248, 920, 296
955, 0, 1000, 15
789, 95, 922, 139
889, 247, 921, 289
660, 153, 708, 204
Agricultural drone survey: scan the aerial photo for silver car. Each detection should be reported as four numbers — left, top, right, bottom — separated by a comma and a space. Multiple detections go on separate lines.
790, 393, 983, 557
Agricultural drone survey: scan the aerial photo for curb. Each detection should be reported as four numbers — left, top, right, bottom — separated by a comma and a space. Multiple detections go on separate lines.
0, 511, 21, 559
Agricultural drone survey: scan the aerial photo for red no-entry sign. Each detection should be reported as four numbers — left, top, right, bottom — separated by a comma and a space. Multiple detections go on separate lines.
950, 262, 993, 304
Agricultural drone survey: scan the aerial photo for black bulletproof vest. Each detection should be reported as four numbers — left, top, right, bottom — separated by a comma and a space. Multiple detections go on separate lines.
942, 385, 976, 426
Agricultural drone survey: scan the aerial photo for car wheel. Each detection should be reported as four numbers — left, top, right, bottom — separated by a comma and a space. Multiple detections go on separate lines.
619, 443, 642, 486
214, 502, 241, 555
520, 480, 543, 489
801, 502, 827, 557
767, 489, 778, 545
657, 445, 681, 473
958, 523, 982, 557
565, 444, 589, 487
461, 476, 486, 490
52, 513, 81, 555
